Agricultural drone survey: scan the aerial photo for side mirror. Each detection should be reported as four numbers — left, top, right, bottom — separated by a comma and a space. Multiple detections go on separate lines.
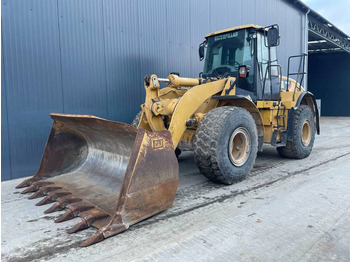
198, 40, 206, 61
267, 27, 279, 47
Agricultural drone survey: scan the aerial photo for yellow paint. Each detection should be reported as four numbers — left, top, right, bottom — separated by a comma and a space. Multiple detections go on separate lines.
180, 129, 195, 145
257, 101, 278, 109
151, 98, 179, 116
263, 125, 274, 143
205, 24, 262, 38
218, 97, 264, 137
168, 78, 229, 148
167, 74, 200, 88
136, 21, 313, 148
138, 109, 152, 131
139, 71, 309, 146
158, 87, 186, 99
259, 109, 273, 126
143, 75, 166, 131
220, 78, 236, 96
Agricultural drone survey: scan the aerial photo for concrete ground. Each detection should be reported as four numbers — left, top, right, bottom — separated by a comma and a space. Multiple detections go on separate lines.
2, 117, 350, 262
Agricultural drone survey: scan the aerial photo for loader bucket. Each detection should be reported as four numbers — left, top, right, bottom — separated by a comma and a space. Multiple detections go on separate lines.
17, 113, 179, 247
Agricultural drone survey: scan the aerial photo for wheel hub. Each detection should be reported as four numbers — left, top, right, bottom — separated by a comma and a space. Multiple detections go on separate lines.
228, 127, 251, 166
301, 120, 311, 146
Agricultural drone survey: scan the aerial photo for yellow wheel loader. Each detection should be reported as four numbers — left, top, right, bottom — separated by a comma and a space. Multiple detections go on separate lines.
17, 24, 319, 246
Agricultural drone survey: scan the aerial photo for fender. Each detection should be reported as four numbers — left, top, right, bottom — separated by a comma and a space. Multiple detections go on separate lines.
287, 91, 320, 142
295, 91, 320, 135
215, 96, 265, 152
168, 78, 230, 148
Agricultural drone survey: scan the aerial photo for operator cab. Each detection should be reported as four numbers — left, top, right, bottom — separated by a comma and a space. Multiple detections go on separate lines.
200, 25, 281, 102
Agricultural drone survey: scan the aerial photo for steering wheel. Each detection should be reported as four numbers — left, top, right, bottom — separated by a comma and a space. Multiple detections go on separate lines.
212, 64, 236, 75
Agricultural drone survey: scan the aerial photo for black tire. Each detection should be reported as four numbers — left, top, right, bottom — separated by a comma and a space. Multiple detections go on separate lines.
193, 106, 258, 185
175, 148, 182, 158
131, 111, 142, 128
277, 105, 315, 159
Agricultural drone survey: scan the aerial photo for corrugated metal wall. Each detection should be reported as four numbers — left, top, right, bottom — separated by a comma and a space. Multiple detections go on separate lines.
1, 0, 305, 180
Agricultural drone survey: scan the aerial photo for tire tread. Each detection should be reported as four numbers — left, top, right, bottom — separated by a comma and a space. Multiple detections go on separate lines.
277, 105, 315, 159
193, 106, 256, 184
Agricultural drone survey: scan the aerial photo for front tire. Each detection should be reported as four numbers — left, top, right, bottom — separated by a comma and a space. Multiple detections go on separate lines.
277, 105, 315, 159
193, 106, 258, 185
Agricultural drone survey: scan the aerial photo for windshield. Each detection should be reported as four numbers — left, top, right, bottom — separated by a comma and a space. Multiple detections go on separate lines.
203, 29, 254, 80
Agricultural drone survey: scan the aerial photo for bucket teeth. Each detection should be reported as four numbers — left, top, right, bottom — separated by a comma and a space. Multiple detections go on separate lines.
44, 196, 81, 214
55, 209, 75, 223
67, 209, 109, 234
61, 196, 82, 205
21, 185, 38, 194
81, 209, 110, 224
80, 230, 104, 247
55, 203, 94, 223
47, 190, 71, 199
69, 204, 95, 216
35, 190, 71, 206
16, 178, 35, 189
28, 189, 44, 199
28, 185, 62, 199
36, 196, 54, 206
35, 181, 55, 187
67, 220, 88, 234
41, 185, 63, 194
14, 117, 179, 247
20, 181, 54, 194
44, 202, 62, 214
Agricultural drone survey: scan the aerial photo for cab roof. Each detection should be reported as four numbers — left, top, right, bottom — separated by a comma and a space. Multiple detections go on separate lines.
205, 24, 263, 38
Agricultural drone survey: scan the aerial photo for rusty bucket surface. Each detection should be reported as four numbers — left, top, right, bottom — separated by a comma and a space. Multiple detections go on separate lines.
17, 113, 179, 247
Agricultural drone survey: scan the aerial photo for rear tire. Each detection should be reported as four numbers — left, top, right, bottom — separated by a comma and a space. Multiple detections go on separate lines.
193, 106, 258, 185
277, 105, 315, 159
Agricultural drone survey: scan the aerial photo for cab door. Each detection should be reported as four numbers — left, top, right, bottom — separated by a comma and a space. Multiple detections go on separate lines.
256, 33, 281, 101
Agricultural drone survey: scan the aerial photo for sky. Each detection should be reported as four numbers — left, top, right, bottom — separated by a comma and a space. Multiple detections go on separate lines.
303, 0, 350, 35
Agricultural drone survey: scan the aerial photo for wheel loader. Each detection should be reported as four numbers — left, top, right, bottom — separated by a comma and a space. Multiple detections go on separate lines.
17, 24, 319, 247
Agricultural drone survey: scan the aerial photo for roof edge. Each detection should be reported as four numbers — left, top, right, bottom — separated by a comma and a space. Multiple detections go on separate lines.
286, 0, 350, 39
205, 24, 262, 38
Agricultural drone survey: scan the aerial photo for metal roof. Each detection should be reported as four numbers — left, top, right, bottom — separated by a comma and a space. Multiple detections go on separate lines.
206, 1, 350, 54
287, 0, 350, 54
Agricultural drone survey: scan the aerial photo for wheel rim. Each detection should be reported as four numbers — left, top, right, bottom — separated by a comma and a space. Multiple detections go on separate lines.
228, 127, 251, 167
301, 120, 311, 146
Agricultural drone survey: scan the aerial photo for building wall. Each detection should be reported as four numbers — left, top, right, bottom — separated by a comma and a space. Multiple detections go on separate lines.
308, 53, 350, 116
1, 0, 306, 180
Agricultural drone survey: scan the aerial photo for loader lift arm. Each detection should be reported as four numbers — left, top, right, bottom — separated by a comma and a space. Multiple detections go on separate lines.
142, 74, 234, 149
